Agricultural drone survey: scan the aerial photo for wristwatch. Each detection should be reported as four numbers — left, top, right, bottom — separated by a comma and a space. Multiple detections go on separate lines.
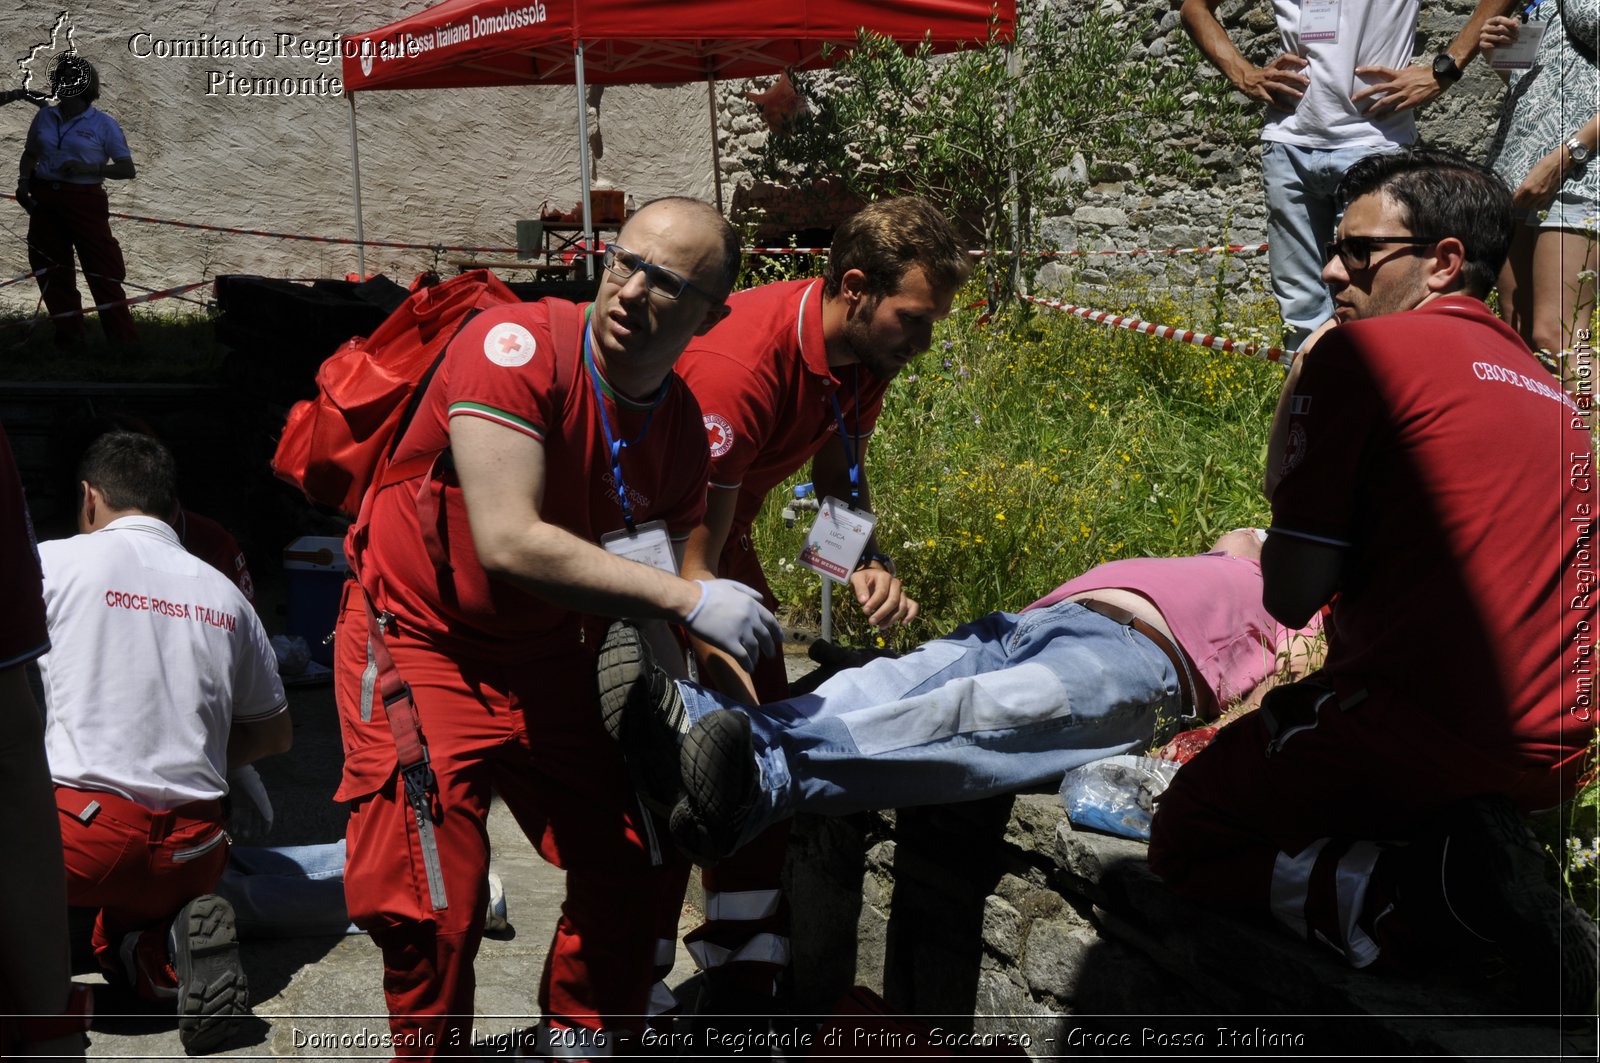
15, 983, 93, 1044
1432, 52, 1462, 84
1567, 138, 1593, 169
856, 551, 896, 577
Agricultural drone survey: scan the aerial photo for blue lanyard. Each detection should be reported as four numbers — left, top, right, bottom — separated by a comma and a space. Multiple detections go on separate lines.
1523, 0, 1545, 19
827, 367, 863, 507
584, 323, 667, 531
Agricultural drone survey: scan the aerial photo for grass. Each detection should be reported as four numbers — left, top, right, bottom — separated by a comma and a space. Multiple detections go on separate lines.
0, 302, 222, 381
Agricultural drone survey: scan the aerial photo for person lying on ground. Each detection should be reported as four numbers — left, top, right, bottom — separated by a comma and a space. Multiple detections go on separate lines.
598, 529, 1322, 863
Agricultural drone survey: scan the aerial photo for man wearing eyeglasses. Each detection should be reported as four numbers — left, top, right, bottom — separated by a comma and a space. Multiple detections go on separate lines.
333, 197, 784, 1058
627, 197, 969, 1027
1180, 1, 1504, 351
1149, 150, 1598, 1011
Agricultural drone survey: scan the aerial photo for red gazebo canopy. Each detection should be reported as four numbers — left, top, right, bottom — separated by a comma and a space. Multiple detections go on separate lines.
342, 0, 1015, 91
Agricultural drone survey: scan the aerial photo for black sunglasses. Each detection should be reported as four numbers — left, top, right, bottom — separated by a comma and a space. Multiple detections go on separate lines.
1323, 235, 1440, 272
602, 243, 719, 301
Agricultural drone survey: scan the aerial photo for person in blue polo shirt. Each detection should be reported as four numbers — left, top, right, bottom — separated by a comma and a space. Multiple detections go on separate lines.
14, 55, 139, 350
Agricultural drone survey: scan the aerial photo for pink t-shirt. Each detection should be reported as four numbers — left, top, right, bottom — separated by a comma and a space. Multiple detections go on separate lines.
1024, 553, 1318, 719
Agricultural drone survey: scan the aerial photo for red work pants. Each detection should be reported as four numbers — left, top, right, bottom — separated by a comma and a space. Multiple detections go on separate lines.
1147, 677, 1579, 963
55, 785, 228, 995
27, 182, 137, 346
334, 584, 678, 1060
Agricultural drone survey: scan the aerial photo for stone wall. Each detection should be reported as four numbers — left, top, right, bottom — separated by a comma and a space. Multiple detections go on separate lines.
718, 0, 1510, 304
775, 793, 1581, 1058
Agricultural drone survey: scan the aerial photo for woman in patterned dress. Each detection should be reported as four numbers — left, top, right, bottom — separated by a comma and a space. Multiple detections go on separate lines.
1483, 0, 1599, 373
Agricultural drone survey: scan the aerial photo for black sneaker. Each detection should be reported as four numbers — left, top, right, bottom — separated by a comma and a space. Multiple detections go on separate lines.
675, 709, 760, 863
169, 894, 248, 1054
1399, 795, 1598, 1016
597, 621, 689, 814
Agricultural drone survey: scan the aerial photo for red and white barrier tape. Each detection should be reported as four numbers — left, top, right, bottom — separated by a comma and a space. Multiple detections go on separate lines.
0, 267, 45, 290
41, 280, 210, 322
1020, 293, 1297, 365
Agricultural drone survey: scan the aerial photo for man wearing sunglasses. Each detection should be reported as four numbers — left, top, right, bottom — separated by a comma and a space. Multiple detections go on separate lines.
1181, 1, 1503, 351
630, 197, 968, 1028
1150, 149, 1598, 1012
333, 197, 784, 1058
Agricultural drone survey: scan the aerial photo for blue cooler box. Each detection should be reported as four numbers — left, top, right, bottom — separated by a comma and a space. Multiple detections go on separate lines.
283, 536, 350, 665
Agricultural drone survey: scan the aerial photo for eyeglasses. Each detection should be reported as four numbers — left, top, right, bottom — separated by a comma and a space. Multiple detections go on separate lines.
1323, 235, 1439, 272
602, 243, 719, 301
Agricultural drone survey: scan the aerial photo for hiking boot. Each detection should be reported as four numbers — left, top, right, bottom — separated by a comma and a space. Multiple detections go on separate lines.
597, 621, 689, 813
1394, 795, 1598, 1015
675, 709, 760, 863
168, 894, 248, 1054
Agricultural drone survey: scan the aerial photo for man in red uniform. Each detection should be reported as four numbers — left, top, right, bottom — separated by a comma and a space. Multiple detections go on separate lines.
334, 197, 782, 1059
654, 197, 969, 1020
1149, 149, 1599, 1013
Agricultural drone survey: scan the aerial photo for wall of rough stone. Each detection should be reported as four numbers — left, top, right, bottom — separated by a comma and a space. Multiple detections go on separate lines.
0, 1, 715, 313
717, 0, 1509, 305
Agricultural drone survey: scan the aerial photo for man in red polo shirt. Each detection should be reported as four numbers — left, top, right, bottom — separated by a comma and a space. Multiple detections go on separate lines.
334, 197, 782, 1058
655, 197, 970, 1020
1149, 149, 1598, 1012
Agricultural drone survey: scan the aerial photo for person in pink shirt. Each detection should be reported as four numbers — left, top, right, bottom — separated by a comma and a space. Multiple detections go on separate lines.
599, 529, 1321, 862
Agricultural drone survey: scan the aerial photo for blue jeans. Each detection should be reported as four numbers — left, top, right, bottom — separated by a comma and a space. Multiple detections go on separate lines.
676, 601, 1182, 848
1262, 140, 1403, 349
217, 840, 360, 938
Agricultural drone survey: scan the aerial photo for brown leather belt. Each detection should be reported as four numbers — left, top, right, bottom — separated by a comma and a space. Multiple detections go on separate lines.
1076, 598, 1197, 714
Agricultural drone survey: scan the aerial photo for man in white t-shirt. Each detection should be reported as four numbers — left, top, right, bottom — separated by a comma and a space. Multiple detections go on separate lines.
1180, 1, 1502, 349
38, 431, 291, 1054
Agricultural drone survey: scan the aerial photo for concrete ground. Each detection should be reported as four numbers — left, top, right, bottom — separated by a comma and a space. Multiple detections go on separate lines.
73, 639, 822, 1061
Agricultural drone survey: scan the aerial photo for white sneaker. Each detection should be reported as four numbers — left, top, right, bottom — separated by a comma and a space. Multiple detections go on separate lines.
484, 871, 510, 933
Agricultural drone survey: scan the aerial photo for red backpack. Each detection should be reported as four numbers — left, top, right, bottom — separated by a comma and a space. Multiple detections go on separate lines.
272, 269, 581, 517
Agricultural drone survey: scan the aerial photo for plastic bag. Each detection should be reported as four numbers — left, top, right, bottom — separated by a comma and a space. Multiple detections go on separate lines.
1059, 754, 1181, 841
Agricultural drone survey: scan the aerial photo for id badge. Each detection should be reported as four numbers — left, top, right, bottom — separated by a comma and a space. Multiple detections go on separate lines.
1301, 0, 1340, 43
1489, 22, 1546, 71
797, 496, 876, 584
602, 520, 678, 575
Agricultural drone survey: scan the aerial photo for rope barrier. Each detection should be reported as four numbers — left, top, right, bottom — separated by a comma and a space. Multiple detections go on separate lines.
1019, 292, 1298, 366
38, 280, 211, 323
0, 267, 45, 290
0, 194, 1270, 262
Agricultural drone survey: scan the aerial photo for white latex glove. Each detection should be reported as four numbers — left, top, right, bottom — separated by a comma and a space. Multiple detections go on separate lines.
228, 764, 274, 841
683, 579, 783, 673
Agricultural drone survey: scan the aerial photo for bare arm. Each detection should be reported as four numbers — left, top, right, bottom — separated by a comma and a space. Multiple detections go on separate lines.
1263, 351, 1310, 500
0, 666, 84, 1060
1180, 0, 1309, 106
1230, 624, 1329, 714
453, 414, 704, 619
1354, 0, 1515, 116
226, 707, 292, 771
1510, 113, 1600, 213
811, 433, 917, 628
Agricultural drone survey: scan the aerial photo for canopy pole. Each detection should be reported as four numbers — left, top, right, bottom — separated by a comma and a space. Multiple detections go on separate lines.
706, 74, 724, 214
347, 93, 367, 280
574, 40, 596, 280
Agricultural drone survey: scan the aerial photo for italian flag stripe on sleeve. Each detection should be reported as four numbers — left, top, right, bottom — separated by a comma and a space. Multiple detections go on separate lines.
448, 402, 546, 441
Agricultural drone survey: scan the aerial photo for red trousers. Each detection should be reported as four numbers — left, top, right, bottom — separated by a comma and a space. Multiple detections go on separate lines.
1147, 677, 1581, 963
27, 182, 137, 346
334, 583, 679, 1060
55, 785, 228, 994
